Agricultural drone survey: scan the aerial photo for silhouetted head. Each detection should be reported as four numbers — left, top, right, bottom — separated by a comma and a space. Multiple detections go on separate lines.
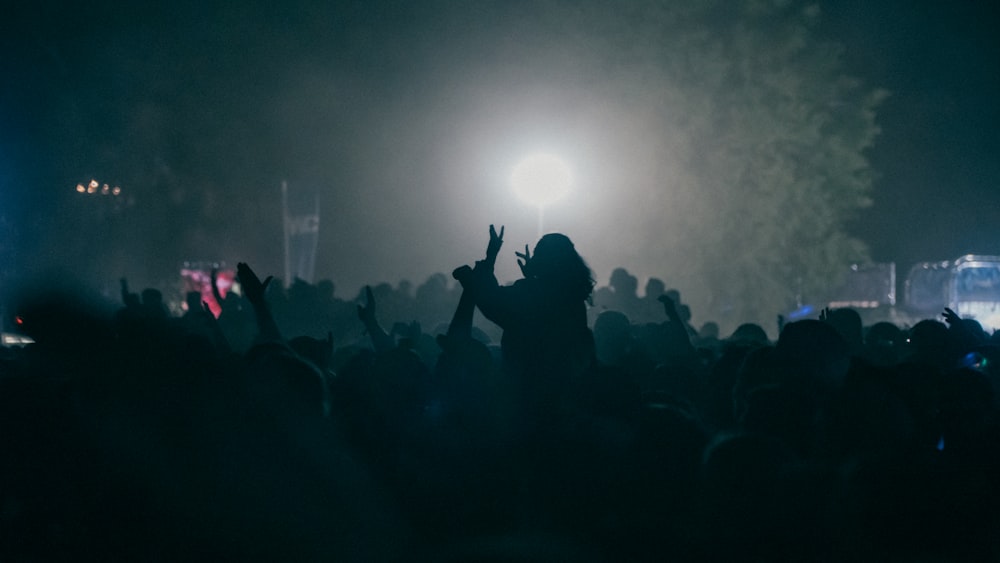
608, 268, 639, 296
863, 321, 904, 366
140, 288, 168, 318
729, 323, 769, 346
824, 308, 864, 356
905, 319, 951, 368
141, 288, 163, 306
699, 321, 720, 340
957, 317, 989, 345
593, 310, 632, 365
316, 279, 336, 300
644, 277, 665, 299
866, 321, 903, 347
775, 319, 850, 389
525, 233, 594, 300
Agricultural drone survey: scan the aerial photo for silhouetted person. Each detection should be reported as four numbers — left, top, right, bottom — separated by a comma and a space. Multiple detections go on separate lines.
356, 285, 395, 354
904, 318, 953, 370
820, 306, 864, 357
728, 322, 770, 346
856, 322, 899, 368
456, 226, 595, 383
636, 276, 666, 323
210, 266, 255, 352
594, 267, 641, 319
140, 287, 169, 320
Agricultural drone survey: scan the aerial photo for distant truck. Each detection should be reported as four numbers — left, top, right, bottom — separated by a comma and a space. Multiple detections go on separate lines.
822, 255, 1000, 332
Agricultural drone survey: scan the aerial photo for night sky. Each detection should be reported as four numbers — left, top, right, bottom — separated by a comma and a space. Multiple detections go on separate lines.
2, 0, 998, 309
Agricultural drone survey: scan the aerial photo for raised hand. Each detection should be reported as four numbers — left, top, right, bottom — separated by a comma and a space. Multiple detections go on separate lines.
658, 294, 681, 322
942, 307, 961, 327
452, 265, 474, 285
485, 224, 505, 266
201, 300, 232, 354
357, 285, 377, 325
516, 244, 532, 277
210, 267, 224, 304
356, 285, 393, 353
237, 262, 272, 306
236, 262, 281, 342
658, 293, 695, 355
119, 277, 139, 306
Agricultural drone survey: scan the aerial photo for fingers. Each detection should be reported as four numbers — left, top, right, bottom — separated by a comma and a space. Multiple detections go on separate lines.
237, 262, 253, 282
453, 265, 473, 281
237, 263, 255, 287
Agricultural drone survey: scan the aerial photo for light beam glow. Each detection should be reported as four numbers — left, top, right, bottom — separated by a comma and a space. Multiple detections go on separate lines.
510, 153, 572, 208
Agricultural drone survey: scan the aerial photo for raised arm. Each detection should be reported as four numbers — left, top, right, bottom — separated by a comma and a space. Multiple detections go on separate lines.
484, 224, 504, 271
658, 293, 695, 356
237, 262, 282, 343
447, 266, 478, 341
202, 299, 233, 355
943, 307, 985, 352
210, 267, 225, 306
120, 277, 140, 308
453, 225, 524, 329
357, 285, 395, 353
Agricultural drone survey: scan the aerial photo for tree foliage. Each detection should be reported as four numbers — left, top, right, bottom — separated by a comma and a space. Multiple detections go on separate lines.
527, 0, 887, 330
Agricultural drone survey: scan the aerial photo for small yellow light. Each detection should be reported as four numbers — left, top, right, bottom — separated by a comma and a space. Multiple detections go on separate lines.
89, 179, 99, 189
87, 185, 97, 194
101, 184, 110, 195
112, 186, 121, 195
76, 184, 86, 193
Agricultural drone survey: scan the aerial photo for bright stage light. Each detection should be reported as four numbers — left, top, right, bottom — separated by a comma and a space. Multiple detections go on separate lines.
510, 153, 572, 208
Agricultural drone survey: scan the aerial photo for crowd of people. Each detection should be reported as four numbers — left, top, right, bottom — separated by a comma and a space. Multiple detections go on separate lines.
2, 226, 999, 561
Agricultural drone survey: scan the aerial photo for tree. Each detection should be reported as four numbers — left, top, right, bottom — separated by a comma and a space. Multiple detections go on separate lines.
520, 0, 887, 331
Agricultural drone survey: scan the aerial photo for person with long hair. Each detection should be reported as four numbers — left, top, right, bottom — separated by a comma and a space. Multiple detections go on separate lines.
455, 225, 596, 383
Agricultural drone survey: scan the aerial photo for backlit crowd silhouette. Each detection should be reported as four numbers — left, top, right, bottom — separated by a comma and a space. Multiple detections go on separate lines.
2, 225, 998, 561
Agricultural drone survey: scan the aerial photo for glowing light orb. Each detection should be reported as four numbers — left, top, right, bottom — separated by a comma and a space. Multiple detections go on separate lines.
510, 153, 572, 208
